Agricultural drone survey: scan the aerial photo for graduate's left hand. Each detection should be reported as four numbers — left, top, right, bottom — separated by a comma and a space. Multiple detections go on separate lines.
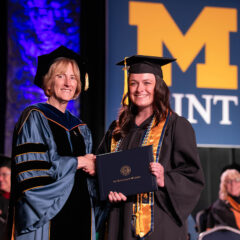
149, 162, 164, 187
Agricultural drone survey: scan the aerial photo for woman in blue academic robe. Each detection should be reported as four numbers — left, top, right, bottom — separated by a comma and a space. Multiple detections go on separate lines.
7, 46, 97, 240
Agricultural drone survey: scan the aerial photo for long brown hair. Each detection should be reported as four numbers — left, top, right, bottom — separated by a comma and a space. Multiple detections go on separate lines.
113, 74, 171, 140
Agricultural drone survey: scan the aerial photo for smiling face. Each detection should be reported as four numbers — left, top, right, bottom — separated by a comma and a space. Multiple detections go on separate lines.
50, 63, 78, 103
43, 58, 81, 99
128, 73, 156, 113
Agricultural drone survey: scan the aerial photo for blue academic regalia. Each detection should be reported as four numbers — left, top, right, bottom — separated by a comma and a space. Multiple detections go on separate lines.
8, 103, 97, 240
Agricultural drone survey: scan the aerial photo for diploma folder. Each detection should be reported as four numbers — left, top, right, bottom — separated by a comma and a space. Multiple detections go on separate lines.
96, 145, 158, 201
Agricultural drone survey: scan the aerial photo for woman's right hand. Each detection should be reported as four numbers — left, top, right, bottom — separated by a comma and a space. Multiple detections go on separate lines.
77, 154, 96, 176
108, 191, 127, 203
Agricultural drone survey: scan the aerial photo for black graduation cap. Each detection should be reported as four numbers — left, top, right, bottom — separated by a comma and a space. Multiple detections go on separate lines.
34, 46, 89, 90
0, 154, 11, 168
116, 55, 176, 105
116, 55, 176, 78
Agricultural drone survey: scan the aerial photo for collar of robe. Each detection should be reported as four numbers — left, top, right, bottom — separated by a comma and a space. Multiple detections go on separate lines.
34, 103, 82, 131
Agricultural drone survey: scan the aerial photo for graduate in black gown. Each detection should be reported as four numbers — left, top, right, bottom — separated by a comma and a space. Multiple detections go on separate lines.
97, 55, 204, 240
8, 46, 97, 240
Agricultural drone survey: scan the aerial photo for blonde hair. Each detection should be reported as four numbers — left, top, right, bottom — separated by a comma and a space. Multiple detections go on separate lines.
43, 57, 81, 99
219, 169, 240, 201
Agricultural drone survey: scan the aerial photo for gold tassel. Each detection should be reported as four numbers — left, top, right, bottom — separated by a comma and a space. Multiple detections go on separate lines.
84, 73, 89, 91
135, 194, 141, 236
134, 194, 145, 237
139, 194, 144, 235
122, 57, 129, 105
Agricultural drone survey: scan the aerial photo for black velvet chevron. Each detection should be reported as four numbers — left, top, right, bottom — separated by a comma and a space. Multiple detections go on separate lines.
16, 176, 55, 199
15, 160, 52, 175
14, 143, 48, 157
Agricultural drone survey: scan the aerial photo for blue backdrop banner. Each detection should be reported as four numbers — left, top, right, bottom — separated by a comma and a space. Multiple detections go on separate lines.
106, 0, 240, 147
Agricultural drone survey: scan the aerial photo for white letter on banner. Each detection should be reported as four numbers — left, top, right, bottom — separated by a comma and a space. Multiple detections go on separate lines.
213, 95, 238, 125
186, 94, 213, 124
172, 93, 184, 116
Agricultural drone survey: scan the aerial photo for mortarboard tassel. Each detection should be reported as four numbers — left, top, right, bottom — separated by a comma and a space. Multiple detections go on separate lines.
84, 73, 89, 91
122, 57, 129, 105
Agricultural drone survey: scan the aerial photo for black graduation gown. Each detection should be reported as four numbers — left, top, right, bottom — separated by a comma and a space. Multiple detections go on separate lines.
0, 194, 9, 239
207, 197, 240, 229
97, 112, 204, 240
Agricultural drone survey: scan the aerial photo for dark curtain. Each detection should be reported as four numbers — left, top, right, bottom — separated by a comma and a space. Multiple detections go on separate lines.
80, 0, 106, 152
0, 0, 7, 154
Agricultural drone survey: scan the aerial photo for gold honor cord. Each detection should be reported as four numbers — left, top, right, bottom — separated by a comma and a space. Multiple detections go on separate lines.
133, 117, 167, 238
123, 57, 129, 105
133, 118, 155, 238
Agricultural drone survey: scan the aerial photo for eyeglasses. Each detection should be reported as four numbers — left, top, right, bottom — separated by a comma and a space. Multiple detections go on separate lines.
0, 172, 11, 178
226, 178, 240, 184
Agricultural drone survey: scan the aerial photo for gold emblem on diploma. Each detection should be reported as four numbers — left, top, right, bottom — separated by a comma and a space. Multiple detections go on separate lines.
120, 165, 131, 176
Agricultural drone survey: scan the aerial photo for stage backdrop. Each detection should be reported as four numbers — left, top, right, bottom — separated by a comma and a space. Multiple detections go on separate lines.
106, 0, 240, 147
5, 0, 81, 155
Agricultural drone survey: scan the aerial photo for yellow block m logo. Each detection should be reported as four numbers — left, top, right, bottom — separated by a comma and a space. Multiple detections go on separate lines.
129, 1, 238, 89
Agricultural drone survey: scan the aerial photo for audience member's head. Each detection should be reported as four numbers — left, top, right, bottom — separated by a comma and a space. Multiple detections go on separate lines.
219, 169, 240, 201
0, 155, 11, 194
